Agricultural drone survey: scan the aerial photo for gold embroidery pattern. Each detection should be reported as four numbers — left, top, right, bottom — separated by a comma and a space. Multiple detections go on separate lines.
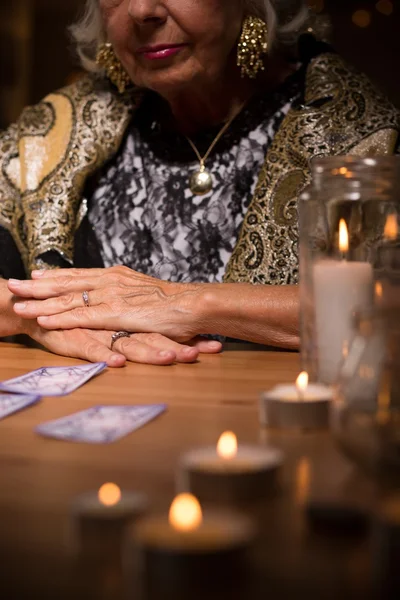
5, 77, 134, 272
0, 123, 28, 263
224, 53, 400, 285
18, 102, 56, 137
0, 54, 398, 278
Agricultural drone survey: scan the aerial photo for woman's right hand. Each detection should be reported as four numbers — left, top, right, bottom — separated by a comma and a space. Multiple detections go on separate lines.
23, 320, 222, 367
1, 279, 222, 366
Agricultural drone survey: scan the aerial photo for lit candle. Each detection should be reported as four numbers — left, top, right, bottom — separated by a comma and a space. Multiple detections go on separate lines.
313, 219, 374, 384
260, 372, 333, 429
178, 432, 283, 506
127, 493, 254, 600
70, 483, 147, 557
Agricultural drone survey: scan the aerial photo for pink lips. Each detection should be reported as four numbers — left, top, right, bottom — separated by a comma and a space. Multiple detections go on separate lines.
136, 44, 186, 60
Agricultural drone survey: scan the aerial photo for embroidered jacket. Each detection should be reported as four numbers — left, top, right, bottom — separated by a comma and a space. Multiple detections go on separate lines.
0, 49, 398, 282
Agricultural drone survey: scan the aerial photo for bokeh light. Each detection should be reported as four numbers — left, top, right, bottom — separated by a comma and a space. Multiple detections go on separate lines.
376, 0, 394, 16
352, 10, 372, 28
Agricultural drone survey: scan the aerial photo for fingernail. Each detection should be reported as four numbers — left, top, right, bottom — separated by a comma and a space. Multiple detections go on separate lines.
159, 350, 174, 359
209, 341, 221, 349
111, 354, 124, 364
14, 302, 27, 311
9, 279, 21, 286
108, 356, 125, 368
32, 270, 46, 278
37, 316, 49, 323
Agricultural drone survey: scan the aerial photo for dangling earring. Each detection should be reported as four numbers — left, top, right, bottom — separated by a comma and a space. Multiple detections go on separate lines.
237, 16, 268, 79
96, 43, 132, 94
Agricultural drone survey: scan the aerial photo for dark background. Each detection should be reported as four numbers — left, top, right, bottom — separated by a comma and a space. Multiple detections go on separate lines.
0, 0, 399, 129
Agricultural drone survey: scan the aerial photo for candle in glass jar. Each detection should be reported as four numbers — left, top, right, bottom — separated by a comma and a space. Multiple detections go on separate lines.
260, 372, 333, 429
313, 219, 374, 384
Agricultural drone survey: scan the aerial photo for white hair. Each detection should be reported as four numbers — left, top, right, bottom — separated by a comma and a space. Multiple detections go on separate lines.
70, 0, 309, 74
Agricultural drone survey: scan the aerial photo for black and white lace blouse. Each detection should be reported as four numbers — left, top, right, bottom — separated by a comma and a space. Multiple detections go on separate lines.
88, 75, 301, 283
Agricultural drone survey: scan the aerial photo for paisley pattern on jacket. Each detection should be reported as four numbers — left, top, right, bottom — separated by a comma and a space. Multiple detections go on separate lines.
224, 52, 400, 285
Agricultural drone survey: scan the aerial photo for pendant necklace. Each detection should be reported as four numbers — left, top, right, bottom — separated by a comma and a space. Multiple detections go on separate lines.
185, 100, 247, 196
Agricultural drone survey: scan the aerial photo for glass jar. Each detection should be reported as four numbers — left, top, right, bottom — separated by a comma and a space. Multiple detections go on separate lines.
331, 307, 400, 479
299, 156, 400, 385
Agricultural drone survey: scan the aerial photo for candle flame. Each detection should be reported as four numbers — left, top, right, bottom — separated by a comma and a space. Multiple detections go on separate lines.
338, 219, 349, 254
98, 483, 121, 507
384, 214, 398, 241
217, 431, 238, 459
169, 493, 202, 532
296, 372, 309, 394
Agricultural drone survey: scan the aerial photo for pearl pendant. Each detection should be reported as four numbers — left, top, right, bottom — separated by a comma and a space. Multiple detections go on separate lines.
189, 168, 213, 196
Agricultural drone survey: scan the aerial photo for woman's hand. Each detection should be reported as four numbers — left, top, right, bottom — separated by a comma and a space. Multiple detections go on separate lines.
7, 266, 300, 350
8, 267, 204, 342
23, 320, 222, 367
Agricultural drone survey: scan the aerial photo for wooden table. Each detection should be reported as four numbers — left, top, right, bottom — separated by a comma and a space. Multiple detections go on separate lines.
0, 343, 382, 599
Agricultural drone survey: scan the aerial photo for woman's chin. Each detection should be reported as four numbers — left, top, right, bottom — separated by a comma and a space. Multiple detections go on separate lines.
132, 63, 206, 96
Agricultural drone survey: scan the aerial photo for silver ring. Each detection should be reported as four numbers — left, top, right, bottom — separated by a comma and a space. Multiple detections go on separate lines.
82, 291, 90, 307
82, 292, 90, 308
111, 331, 132, 351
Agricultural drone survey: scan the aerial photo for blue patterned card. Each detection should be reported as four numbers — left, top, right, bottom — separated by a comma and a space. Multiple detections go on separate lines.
0, 363, 107, 397
36, 404, 167, 443
0, 393, 40, 420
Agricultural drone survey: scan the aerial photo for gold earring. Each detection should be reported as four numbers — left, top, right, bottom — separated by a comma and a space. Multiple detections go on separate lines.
96, 43, 132, 94
237, 16, 268, 79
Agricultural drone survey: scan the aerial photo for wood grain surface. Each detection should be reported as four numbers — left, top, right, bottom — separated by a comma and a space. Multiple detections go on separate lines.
0, 342, 382, 600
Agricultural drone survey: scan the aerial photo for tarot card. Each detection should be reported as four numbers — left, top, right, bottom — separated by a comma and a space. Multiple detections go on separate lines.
0, 363, 107, 397
0, 393, 40, 420
36, 404, 167, 443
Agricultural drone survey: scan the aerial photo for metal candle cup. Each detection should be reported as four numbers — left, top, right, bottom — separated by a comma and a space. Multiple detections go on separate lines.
260, 373, 333, 430
71, 483, 147, 557
179, 432, 283, 506
126, 494, 255, 600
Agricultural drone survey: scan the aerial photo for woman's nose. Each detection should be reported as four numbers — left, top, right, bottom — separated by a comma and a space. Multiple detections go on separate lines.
128, 0, 168, 26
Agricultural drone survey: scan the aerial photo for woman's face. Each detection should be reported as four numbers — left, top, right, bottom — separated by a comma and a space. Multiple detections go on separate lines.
99, 0, 244, 94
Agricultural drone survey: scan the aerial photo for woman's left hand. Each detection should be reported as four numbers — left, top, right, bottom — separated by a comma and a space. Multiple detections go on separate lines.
8, 266, 205, 341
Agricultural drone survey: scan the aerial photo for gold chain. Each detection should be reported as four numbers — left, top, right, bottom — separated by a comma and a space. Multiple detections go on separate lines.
185, 100, 248, 171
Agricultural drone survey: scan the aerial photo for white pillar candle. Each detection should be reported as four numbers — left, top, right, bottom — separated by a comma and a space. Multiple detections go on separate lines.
178, 432, 283, 506
260, 372, 333, 429
126, 494, 255, 600
313, 220, 374, 384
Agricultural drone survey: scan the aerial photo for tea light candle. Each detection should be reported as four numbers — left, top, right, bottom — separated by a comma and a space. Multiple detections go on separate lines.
178, 432, 283, 505
314, 219, 374, 384
127, 494, 254, 600
260, 372, 333, 430
71, 483, 147, 556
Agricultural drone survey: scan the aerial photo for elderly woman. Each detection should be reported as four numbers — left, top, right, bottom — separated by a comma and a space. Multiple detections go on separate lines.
0, 0, 399, 366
